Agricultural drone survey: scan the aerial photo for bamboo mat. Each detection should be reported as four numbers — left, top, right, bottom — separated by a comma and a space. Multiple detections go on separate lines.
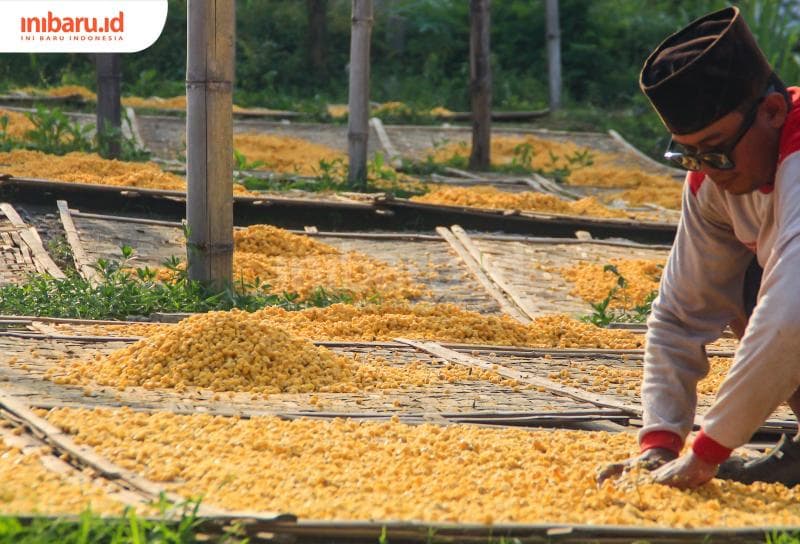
65, 210, 506, 315
62, 207, 675, 319
0, 335, 629, 423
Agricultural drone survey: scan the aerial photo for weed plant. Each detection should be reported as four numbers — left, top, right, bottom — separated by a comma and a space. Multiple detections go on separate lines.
0, 246, 353, 320
241, 154, 427, 198
581, 265, 657, 327
0, 106, 149, 161
398, 142, 595, 182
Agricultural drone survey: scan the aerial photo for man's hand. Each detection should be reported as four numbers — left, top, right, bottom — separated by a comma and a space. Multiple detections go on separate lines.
597, 447, 677, 485
651, 451, 718, 489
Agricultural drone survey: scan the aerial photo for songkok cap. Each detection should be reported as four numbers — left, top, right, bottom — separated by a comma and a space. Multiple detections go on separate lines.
640, 6, 772, 135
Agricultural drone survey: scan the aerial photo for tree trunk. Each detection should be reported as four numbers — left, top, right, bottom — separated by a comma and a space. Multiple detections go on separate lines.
185, 0, 235, 287
307, 0, 328, 79
95, 54, 121, 159
469, 0, 491, 171
546, 0, 562, 111
347, 0, 373, 189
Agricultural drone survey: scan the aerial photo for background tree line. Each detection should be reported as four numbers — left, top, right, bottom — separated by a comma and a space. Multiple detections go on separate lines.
0, 0, 797, 157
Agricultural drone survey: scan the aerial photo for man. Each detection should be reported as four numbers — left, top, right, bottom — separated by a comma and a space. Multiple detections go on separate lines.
598, 6, 800, 489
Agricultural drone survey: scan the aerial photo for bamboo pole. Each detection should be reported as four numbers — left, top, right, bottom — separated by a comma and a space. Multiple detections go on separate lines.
186, 0, 235, 286
468, 0, 491, 171
545, 0, 562, 111
347, 0, 373, 189
95, 54, 122, 159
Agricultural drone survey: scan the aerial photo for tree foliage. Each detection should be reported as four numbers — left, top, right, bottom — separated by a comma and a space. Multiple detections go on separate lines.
0, 1, 796, 112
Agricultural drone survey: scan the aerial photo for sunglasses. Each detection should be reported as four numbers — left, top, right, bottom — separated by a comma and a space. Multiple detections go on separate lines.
663, 90, 768, 171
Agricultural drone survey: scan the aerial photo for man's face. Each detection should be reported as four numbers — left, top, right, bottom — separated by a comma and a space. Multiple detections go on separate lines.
671, 92, 788, 195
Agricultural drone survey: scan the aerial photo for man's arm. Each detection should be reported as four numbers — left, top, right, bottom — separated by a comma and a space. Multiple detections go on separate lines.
640, 177, 752, 454
698, 154, 800, 457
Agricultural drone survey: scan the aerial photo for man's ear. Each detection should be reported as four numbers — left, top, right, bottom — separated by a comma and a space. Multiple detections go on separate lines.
763, 92, 789, 129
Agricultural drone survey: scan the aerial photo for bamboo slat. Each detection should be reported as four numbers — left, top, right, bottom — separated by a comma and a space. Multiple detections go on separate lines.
395, 338, 643, 417
436, 226, 529, 322
451, 224, 542, 320
57, 201, 101, 286
0, 202, 65, 279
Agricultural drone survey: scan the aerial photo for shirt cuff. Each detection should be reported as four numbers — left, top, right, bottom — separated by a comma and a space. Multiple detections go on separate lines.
692, 429, 733, 464
640, 430, 684, 455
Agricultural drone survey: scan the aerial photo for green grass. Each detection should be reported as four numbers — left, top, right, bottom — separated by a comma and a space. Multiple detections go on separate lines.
0, 247, 353, 320
0, 498, 248, 543
768, 532, 800, 544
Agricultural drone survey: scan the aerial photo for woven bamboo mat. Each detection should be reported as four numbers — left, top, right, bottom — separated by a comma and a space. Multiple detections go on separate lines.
0, 336, 628, 423
489, 352, 795, 430
383, 125, 681, 178
471, 236, 669, 317
0, 202, 64, 284
0, 215, 38, 285
65, 211, 505, 314
0, 406, 158, 514
62, 207, 680, 320
136, 115, 383, 162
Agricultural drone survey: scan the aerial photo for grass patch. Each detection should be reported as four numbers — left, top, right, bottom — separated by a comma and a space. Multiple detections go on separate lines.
0, 498, 247, 543
0, 247, 353, 320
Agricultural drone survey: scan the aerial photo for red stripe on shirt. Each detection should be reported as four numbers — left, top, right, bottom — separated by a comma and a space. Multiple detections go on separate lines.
640, 430, 684, 455
688, 171, 706, 196
759, 86, 800, 194
692, 429, 733, 464
778, 87, 800, 165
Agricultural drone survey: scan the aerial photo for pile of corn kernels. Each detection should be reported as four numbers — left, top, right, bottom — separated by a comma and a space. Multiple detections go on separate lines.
0, 149, 252, 194
55, 302, 643, 349
560, 258, 665, 309
428, 136, 594, 173
46, 309, 520, 394
0, 430, 122, 515
233, 133, 345, 177
234, 225, 336, 255
12, 85, 97, 101
10, 86, 254, 112
254, 303, 644, 348
0, 109, 35, 140
232, 133, 427, 192
45, 407, 800, 527
425, 136, 683, 210
327, 102, 455, 120
156, 225, 426, 301
567, 165, 683, 210
549, 357, 732, 398
411, 185, 628, 219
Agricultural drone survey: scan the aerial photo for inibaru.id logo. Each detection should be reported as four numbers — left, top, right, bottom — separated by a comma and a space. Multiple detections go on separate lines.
1, 1, 167, 53
21, 11, 125, 34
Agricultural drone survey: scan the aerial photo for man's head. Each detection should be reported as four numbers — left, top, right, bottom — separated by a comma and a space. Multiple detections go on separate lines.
640, 7, 790, 195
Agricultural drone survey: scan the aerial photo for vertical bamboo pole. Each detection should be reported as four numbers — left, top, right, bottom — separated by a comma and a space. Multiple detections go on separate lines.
347, 0, 373, 190
95, 53, 122, 159
545, 0, 562, 111
186, 0, 234, 286
468, 0, 491, 171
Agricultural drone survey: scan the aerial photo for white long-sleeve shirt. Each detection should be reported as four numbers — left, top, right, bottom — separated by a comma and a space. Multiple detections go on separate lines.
640, 87, 800, 463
